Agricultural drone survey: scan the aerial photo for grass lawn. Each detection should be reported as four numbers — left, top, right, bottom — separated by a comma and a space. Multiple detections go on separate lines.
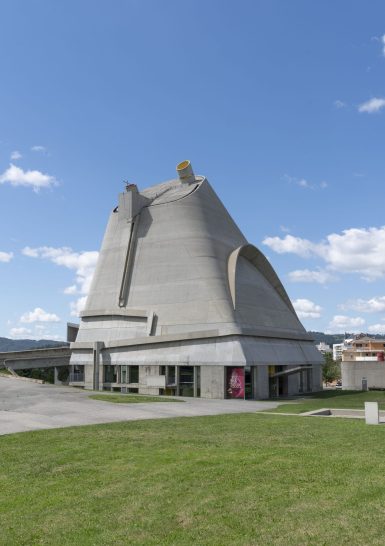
2, 414, 385, 545
89, 393, 183, 404
271, 389, 385, 414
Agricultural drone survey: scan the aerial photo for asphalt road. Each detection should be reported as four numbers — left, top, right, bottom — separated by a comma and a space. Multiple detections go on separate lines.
0, 376, 279, 435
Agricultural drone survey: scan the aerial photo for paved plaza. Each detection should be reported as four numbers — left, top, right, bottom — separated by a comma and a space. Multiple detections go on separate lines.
0, 376, 279, 435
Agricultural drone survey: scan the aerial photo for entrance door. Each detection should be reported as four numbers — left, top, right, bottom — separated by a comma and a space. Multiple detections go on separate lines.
226, 367, 245, 399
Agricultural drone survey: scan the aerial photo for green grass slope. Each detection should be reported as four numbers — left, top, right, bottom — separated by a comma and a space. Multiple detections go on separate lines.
272, 389, 385, 414
1, 413, 385, 545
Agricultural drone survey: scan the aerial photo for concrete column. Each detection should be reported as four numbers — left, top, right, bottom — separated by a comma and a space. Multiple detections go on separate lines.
92, 342, 104, 391
312, 364, 322, 392
287, 366, 298, 395
255, 365, 269, 399
54, 366, 59, 385
193, 366, 198, 397
200, 366, 225, 399
252, 366, 258, 399
176, 366, 180, 396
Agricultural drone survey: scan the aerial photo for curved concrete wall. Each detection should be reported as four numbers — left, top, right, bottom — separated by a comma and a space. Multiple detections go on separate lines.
72, 171, 322, 373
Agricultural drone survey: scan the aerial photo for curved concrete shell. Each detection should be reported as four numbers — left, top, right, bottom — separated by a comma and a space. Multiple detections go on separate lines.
70, 163, 323, 398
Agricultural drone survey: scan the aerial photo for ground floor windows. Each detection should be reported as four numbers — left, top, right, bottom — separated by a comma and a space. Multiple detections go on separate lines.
158, 365, 200, 397
104, 365, 139, 385
179, 366, 194, 396
70, 365, 84, 382
99, 363, 314, 399
129, 365, 139, 383
104, 365, 117, 383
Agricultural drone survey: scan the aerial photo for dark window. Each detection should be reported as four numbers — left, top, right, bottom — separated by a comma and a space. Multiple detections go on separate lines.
179, 366, 194, 397
129, 366, 139, 383
104, 365, 117, 383
196, 366, 201, 397
167, 366, 176, 385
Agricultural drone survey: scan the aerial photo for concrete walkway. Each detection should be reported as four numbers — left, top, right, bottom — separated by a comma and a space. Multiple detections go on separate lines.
0, 376, 279, 435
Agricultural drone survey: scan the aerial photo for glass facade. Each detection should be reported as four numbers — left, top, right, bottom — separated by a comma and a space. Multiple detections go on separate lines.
104, 365, 139, 384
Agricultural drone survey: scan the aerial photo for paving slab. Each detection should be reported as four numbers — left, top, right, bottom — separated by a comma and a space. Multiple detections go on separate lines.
0, 376, 279, 435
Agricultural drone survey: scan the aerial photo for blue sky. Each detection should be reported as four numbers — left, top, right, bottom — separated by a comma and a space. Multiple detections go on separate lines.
1, 0, 385, 340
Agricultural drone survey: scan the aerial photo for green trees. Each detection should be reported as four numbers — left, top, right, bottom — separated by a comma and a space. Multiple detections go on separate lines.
322, 352, 341, 385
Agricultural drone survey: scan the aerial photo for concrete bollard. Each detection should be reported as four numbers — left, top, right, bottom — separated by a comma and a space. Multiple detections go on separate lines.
365, 401, 379, 425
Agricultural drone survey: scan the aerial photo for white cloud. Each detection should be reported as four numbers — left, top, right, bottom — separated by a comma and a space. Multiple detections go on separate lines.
280, 225, 291, 233
263, 226, 385, 281
70, 296, 88, 317
358, 97, 385, 113
327, 315, 365, 333
368, 323, 385, 334
9, 327, 32, 338
40, 334, 64, 341
288, 268, 336, 284
22, 246, 98, 294
0, 164, 57, 192
20, 307, 60, 323
9, 325, 63, 341
64, 285, 78, 295
0, 251, 13, 263
22, 247, 39, 257
292, 298, 322, 319
323, 227, 385, 280
340, 296, 385, 313
262, 234, 320, 258
334, 100, 346, 109
31, 145, 46, 152
381, 34, 385, 56
283, 173, 327, 191
10, 150, 22, 160
297, 178, 312, 189
22, 246, 98, 316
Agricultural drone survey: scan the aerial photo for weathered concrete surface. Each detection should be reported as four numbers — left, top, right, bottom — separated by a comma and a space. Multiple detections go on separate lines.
70, 168, 323, 392
0, 376, 279, 436
342, 360, 385, 390
0, 346, 70, 370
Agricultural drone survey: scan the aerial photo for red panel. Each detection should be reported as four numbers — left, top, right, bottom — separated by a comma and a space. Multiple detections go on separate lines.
226, 367, 245, 399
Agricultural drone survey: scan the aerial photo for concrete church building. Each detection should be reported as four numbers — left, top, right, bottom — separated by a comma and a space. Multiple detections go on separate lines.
70, 161, 322, 399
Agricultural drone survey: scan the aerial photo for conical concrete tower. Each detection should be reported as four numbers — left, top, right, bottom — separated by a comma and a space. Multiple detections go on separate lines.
70, 161, 323, 398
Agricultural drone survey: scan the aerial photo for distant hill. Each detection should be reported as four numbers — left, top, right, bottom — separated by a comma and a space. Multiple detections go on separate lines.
308, 331, 385, 346
308, 332, 346, 346
0, 337, 69, 353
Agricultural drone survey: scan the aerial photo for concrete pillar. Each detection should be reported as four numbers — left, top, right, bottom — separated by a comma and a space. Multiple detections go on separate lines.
193, 366, 198, 397
54, 366, 59, 385
92, 342, 104, 391
365, 402, 379, 425
287, 366, 298, 395
200, 366, 225, 399
252, 366, 258, 399
255, 365, 269, 399
176, 366, 180, 396
312, 364, 322, 392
